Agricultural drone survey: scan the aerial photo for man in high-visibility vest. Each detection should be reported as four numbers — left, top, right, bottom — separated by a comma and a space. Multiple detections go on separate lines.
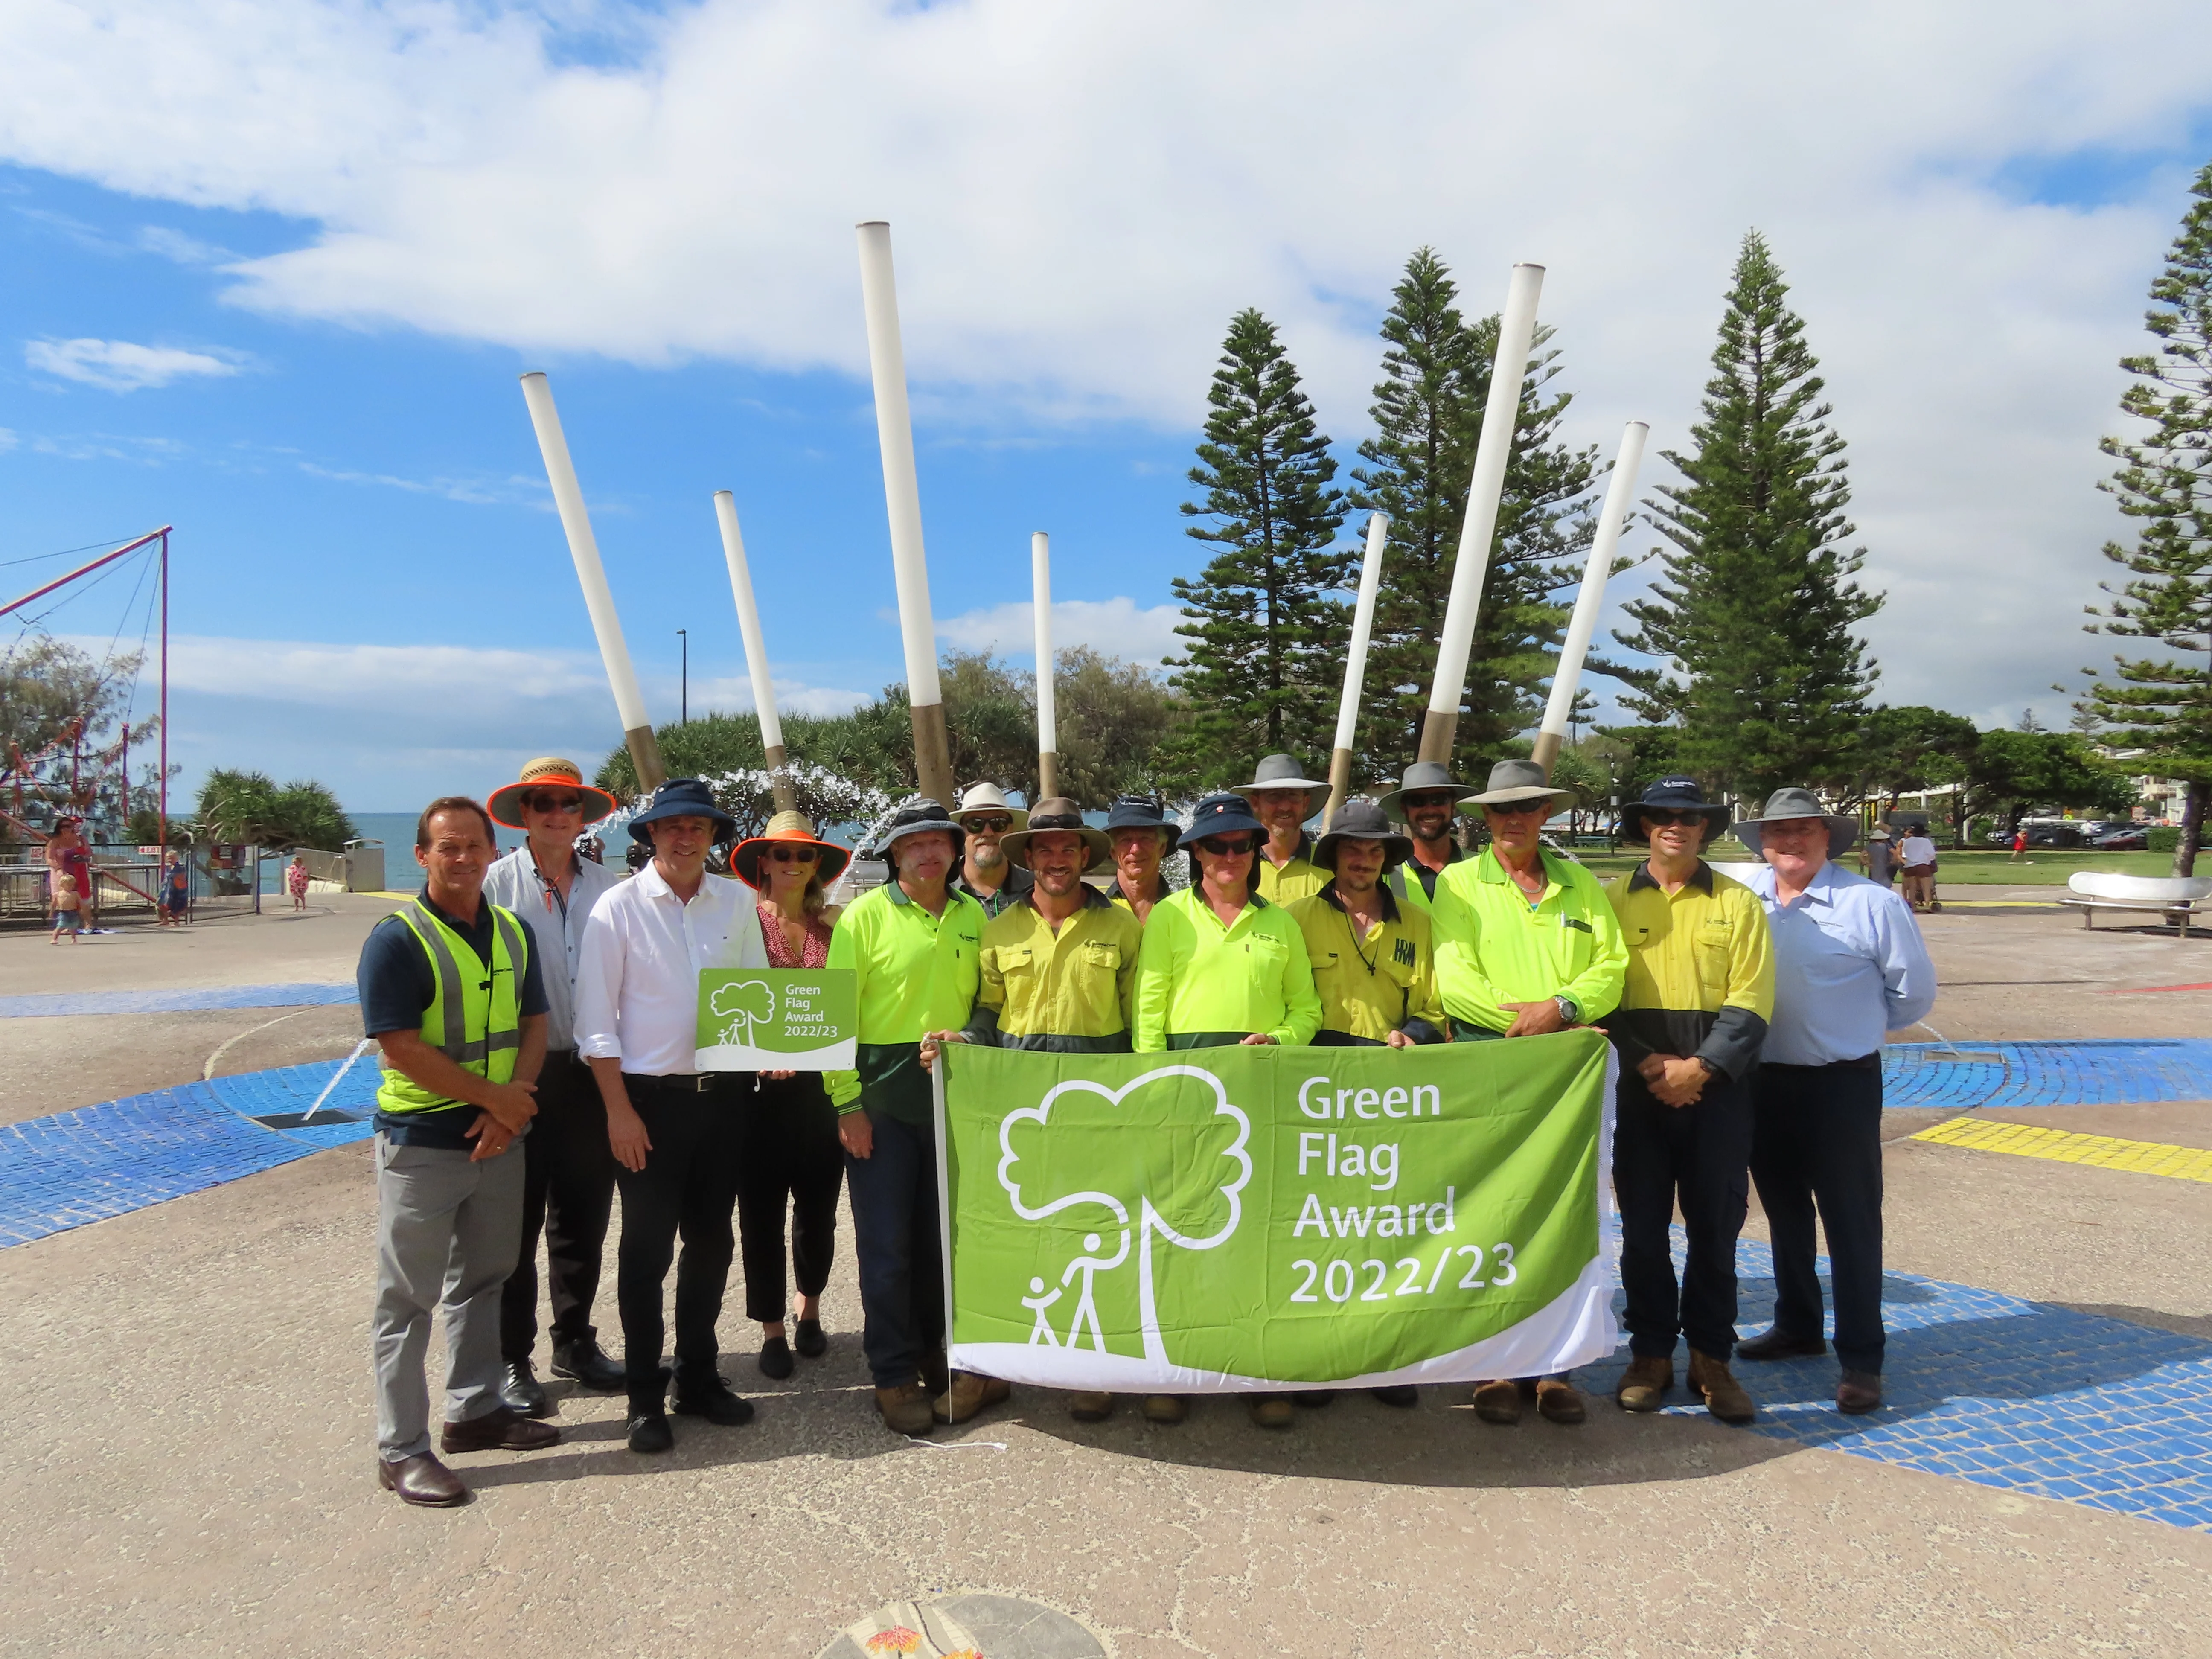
1234, 754, 1330, 905
358, 797, 556, 1507
1133, 791, 1322, 1429
1431, 759, 1628, 1429
1377, 761, 1479, 916
923, 799, 1163, 1424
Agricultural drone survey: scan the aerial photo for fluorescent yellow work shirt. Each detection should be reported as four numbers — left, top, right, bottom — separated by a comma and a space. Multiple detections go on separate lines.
824, 878, 985, 1121
1600, 861, 1775, 1080
1256, 850, 1327, 906
1286, 884, 1446, 1044
1431, 846, 1627, 1037
1131, 887, 1322, 1051
965, 888, 1142, 1052
1384, 845, 1476, 917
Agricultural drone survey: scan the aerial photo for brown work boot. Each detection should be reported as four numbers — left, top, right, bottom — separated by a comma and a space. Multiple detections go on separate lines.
1141, 1394, 1188, 1424
1067, 1391, 1114, 1423
1615, 1355, 1673, 1413
934, 1370, 1011, 1424
1248, 1394, 1295, 1429
1688, 1350, 1755, 1424
1535, 1377, 1587, 1424
876, 1383, 936, 1435
1471, 1378, 1522, 1425
439, 1405, 560, 1454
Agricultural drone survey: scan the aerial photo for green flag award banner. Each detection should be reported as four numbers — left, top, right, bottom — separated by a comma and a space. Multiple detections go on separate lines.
695, 968, 856, 1070
934, 1032, 1617, 1391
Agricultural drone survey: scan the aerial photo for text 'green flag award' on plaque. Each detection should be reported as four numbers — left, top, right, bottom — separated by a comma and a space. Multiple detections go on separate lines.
696, 969, 857, 1070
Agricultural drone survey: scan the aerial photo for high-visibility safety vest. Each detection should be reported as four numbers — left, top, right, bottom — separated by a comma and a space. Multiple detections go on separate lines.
375, 898, 530, 1116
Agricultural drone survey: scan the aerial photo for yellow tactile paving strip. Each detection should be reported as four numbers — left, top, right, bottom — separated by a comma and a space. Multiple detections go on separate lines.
1912, 1115, 2212, 1184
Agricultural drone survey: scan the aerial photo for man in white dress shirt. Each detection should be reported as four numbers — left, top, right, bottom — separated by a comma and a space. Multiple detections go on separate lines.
481, 758, 629, 1415
1732, 788, 1937, 1416
573, 779, 769, 1453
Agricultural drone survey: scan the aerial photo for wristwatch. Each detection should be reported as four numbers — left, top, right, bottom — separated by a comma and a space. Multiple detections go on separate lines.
1555, 995, 1580, 1025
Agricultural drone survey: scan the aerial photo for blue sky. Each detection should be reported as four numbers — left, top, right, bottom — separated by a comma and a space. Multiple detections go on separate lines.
3, 1, 2209, 812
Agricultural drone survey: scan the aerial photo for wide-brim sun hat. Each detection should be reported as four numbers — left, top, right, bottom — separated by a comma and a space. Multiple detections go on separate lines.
1179, 792, 1268, 850
1001, 798, 1111, 870
1103, 794, 1177, 839
1735, 787, 1858, 860
1462, 759, 1577, 814
870, 799, 966, 860
1233, 753, 1330, 814
1376, 761, 1476, 824
487, 757, 619, 830
731, 809, 852, 891
1313, 799, 1414, 870
952, 781, 1028, 834
1618, 774, 1734, 847
626, 778, 738, 847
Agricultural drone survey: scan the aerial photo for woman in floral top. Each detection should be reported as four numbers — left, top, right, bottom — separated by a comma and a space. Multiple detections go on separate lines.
730, 810, 852, 1380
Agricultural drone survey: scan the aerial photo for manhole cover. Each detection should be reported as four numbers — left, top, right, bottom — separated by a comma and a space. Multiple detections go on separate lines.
817, 1593, 1108, 1659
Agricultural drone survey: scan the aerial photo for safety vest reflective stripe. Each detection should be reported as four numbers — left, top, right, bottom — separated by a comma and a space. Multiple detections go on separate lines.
402, 899, 524, 1062
378, 899, 527, 1117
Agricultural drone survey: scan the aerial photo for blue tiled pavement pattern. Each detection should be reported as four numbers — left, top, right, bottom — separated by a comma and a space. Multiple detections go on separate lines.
0, 983, 358, 1019
1882, 1039, 2212, 1109
1578, 1236, 2212, 1532
0, 1058, 379, 1246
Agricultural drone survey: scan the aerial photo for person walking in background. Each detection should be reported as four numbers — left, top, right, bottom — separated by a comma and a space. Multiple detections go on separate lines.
1734, 788, 1937, 1416
1600, 778, 1774, 1426
2009, 826, 2029, 864
45, 816, 95, 932
1377, 762, 1478, 915
1431, 759, 1628, 1429
358, 797, 556, 1507
1898, 826, 1941, 912
573, 779, 770, 1455
1862, 827, 1897, 888
826, 801, 989, 1436
160, 853, 189, 928
483, 757, 628, 1417
1234, 754, 1330, 905
287, 853, 311, 911
1104, 794, 1179, 922
729, 811, 852, 1383
49, 872, 81, 943
949, 782, 1033, 918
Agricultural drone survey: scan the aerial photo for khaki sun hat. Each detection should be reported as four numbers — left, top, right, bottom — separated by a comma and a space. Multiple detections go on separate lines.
487, 757, 618, 829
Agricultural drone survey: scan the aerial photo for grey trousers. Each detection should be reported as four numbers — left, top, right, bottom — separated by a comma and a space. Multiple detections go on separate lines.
373, 1133, 525, 1460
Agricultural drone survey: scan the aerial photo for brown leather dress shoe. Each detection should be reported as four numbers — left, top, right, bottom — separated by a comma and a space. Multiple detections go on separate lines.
877, 1383, 937, 1435
1471, 1379, 1522, 1425
1736, 1327, 1827, 1361
1688, 1350, 1756, 1424
1535, 1378, 1587, 1424
934, 1370, 1012, 1424
1615, 1355, 1672, 1413
440, 1405, 561, 1454
1836, 1369, 1883, 1415
378, 1452, 469, 1507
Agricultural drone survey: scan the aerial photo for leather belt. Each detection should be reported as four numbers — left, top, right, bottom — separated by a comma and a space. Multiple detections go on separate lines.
628, 1071, 734, 1094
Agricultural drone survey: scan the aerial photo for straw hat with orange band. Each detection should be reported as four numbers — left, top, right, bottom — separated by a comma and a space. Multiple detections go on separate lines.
731, 810, 853, 891
486, 756, 619, 830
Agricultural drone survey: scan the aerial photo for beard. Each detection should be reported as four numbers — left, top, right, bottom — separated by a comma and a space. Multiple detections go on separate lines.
971, 841, 1008, 874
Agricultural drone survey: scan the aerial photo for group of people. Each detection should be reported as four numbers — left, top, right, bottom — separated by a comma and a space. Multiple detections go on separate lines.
361, 750, 1936, 1509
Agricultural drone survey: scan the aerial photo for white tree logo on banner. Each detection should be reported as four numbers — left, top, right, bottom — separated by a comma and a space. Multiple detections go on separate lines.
710, 978, 775, 1048
996, 1065, 1252, 1363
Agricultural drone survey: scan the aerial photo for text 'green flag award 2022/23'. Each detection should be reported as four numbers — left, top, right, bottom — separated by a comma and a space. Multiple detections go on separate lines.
933, 1032, 1619, 1392
696, 969, 857, 1070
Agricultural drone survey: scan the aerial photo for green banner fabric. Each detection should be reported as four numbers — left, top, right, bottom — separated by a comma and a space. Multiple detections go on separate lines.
695, 968, 856, 1070
937, 1032, 1617, 1391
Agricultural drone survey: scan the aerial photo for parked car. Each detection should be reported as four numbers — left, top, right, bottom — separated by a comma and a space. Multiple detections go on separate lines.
2093, 826, 2149, 851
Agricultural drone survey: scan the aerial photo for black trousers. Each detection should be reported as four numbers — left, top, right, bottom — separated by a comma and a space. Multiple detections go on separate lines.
844, 1109, 945, 1389
1750, 1061, 1886, 1373
499, 1052, 618, 1361
611, 1080, 743, 1403
736, 1072, 846, 1323
1613, 1066, 1754, 1361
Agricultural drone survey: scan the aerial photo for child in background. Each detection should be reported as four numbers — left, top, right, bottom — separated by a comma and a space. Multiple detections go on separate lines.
161, 856, 190, 927
51, 873, 82, 943
287, 853, 311, 911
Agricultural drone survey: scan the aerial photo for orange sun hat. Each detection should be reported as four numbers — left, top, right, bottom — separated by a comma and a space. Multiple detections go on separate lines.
486, 757, 619, 830
731, 809, 853, 891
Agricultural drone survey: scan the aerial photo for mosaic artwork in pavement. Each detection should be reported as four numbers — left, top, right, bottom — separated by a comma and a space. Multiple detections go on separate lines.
0, 983, 358, 1019
1880, 1038, 2212, 1110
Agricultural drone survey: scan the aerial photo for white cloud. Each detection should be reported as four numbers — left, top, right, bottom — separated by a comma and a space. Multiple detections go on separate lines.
937, 596, 1183, 669
296, 460, 551, 508
5, 1, 2211, 721
136, 225, 234, 265
24, 337, 244, 391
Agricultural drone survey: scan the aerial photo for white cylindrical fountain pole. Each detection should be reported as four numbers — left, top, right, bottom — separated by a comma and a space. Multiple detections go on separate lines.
1323, 512, 1389, 829
713, 489, 796, 812
1531, 420, 1649, 774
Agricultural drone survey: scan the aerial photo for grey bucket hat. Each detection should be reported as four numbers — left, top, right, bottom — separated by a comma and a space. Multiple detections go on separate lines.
1000, 798, 1111, 870
1376, 761, 1476, 823
1735, 787, 1858, 860
1463, 759, 1576, 814
1233, 753, 1330, 813
1313, 799, 1414, 871
869, 798, 966, 860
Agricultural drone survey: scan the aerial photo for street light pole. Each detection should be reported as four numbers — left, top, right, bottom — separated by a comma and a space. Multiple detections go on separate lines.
677, 629, 688, 725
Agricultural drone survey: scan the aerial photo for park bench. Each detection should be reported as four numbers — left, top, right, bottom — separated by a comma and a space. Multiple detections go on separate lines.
2058, 870, 2212, 938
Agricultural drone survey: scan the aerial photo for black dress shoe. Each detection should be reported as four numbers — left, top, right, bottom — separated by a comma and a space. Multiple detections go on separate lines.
626, 1411, 674, 1454
758, 1336, 794, 1380
499, 1359, 553, 1418
794, 1318, 827, 1359
1368, 1385, 1419, 1408
550, 1338, 626, 1392
672, 1372, 757, 1426
1736, 1328, 1828, 1362
378, 1452, 469, 1507
1291, 1390, 1337, 1408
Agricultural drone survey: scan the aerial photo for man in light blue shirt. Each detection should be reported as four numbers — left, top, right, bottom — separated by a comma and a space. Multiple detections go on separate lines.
1732, 788, 1936, 1417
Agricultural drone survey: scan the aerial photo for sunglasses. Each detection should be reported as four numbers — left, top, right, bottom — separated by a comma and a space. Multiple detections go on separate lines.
1401, 792, 1457, 810
1195, 835, 1258, 857
1642, 810, 1708, 828
1484, 801, 1549, 818
963, 815, 1013, 833
527, 793, 585, 814
766, 846, 819, 864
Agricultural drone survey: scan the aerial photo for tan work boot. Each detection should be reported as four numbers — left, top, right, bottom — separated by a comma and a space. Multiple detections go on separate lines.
1141, 1394, 1188, 1424
1615, 1354, 1673, 1413
1248, 1394, 1295, 1429
1067, 1391, 1114, 1422
1535, 1377, 1587, 1424
1471, 1378, 1522, 1425
876, 1383, 936, 1435
1688, 1350, 1756, 1424
934, 1370, 1011, 1425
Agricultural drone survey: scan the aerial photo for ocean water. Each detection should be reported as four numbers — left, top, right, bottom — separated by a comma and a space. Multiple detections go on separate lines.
330, 812, 634, 893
